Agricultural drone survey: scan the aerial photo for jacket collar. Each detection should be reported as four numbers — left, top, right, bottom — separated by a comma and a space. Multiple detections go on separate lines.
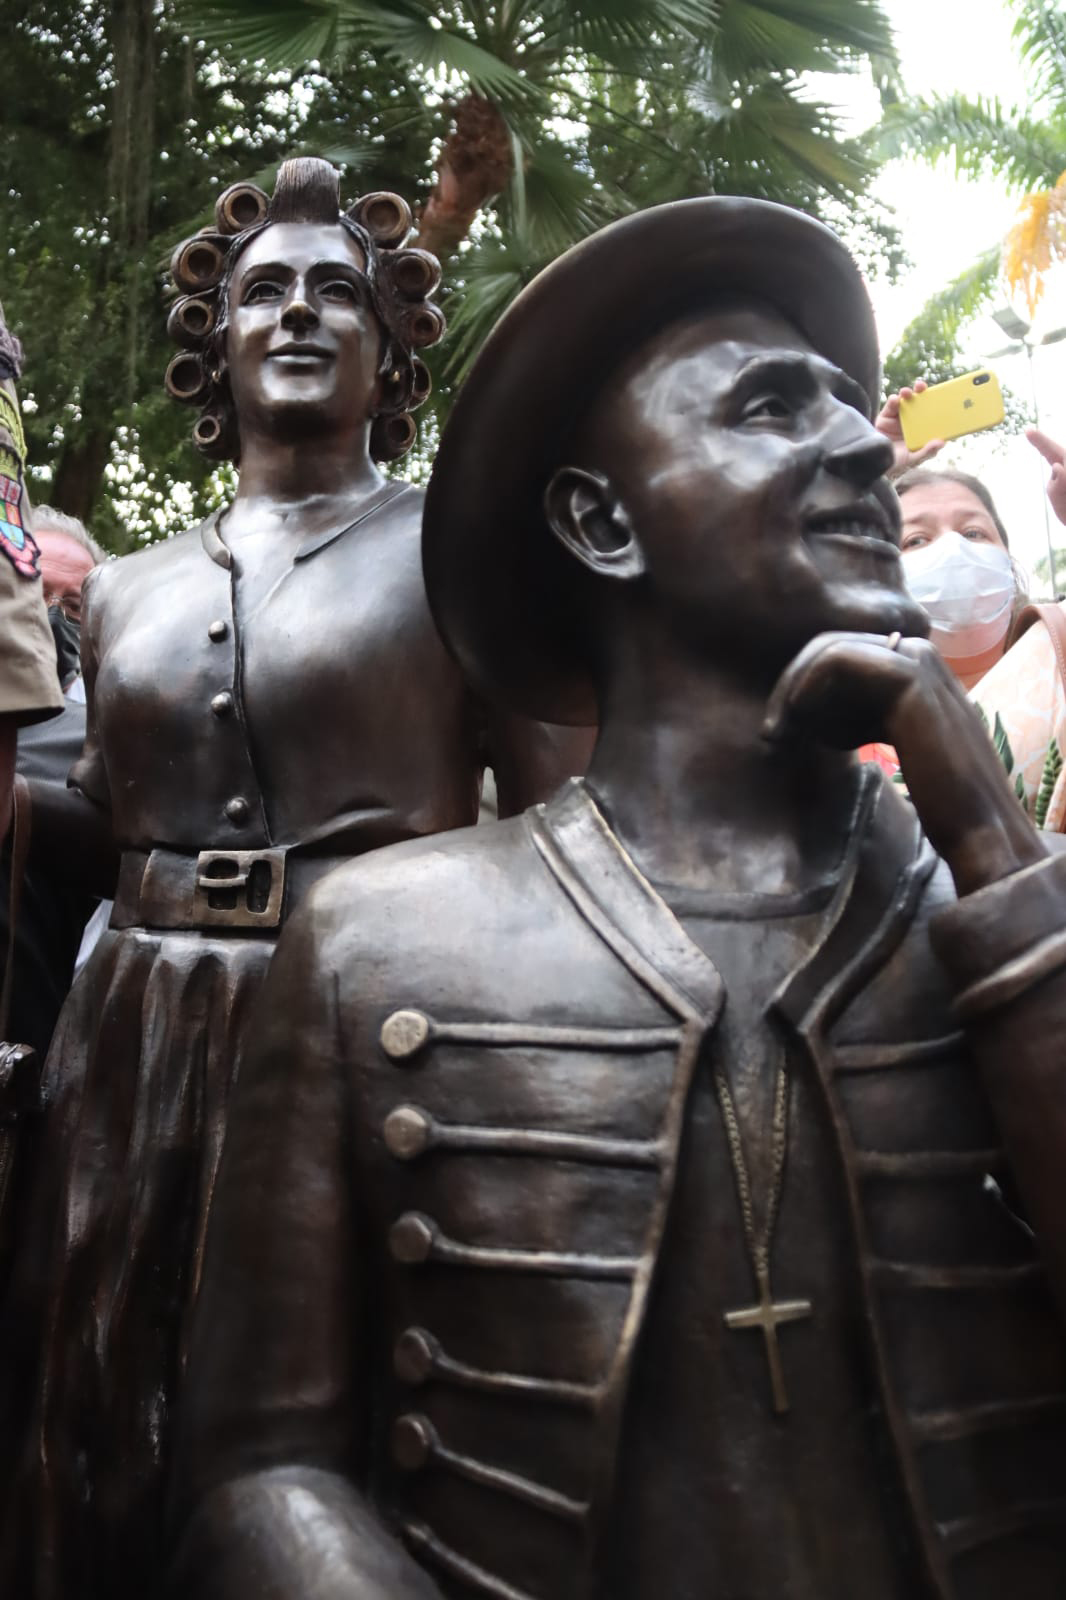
199, 480, 414, 571
532, 770, 933, 1039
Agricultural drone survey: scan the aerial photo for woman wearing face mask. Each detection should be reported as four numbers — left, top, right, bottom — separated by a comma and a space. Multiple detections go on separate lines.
964, 425, 1066, 830
894, 466, 1024, 689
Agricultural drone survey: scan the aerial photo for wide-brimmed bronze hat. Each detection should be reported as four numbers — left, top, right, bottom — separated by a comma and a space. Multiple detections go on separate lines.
423, 196, 881, 726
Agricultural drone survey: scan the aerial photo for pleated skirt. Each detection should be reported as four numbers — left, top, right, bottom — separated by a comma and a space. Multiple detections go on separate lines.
1, 921, 277, 1599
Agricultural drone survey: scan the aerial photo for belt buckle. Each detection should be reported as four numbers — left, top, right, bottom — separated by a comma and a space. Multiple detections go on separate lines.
192, 848, 285, 929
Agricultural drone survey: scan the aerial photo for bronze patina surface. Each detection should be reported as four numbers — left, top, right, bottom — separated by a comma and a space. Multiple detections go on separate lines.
0, 158, 590, 1600
169, 198, 1066, 1599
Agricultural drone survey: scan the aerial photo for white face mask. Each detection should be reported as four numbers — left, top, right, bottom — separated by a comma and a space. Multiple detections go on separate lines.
902, 530, 1015, 659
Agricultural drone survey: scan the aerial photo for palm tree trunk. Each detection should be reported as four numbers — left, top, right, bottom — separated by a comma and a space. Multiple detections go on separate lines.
415, 93, 513, 258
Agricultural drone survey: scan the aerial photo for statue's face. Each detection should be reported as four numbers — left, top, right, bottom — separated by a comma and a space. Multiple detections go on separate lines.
586, 304, 928, 677
225, 221, 383, 439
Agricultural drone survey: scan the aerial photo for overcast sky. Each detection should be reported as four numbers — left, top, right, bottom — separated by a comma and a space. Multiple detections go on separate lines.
827, 0, 1066, 584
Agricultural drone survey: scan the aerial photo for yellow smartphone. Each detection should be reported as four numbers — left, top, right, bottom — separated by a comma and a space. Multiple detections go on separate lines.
899, 369, 1004, 451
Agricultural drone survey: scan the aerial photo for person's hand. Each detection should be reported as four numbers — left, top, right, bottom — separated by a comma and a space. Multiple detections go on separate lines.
875, 380, 945, 478
763, 631, 1046, 895
1025, 425, 1066, 528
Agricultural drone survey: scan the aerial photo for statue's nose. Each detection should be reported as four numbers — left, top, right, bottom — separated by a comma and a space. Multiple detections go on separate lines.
281, 294, 319, 333
823, 422, 893, 490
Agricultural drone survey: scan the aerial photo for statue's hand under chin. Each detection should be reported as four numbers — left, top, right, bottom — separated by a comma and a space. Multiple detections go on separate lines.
762, 630, 1047, 897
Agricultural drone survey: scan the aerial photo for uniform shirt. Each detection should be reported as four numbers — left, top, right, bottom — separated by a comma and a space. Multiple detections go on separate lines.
0, 548, 63, 725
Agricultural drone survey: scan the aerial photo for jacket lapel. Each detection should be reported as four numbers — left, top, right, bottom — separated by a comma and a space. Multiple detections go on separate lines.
772, 766, 937, 1040
530, 779, 725, 1029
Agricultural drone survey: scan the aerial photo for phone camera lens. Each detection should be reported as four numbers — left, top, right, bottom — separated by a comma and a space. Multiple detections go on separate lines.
973, 373, 991, 386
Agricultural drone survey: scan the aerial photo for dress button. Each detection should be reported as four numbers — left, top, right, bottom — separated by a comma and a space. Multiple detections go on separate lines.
389, 1212, 436, 1265
394, 1327, 439, 1386
383, 1106, 434, 1161
224, 796, 249, 825
380, 1009, 430, 1061
391, 1413, 436, 1472
208, 619, 229, 642
210, 691, 233, 718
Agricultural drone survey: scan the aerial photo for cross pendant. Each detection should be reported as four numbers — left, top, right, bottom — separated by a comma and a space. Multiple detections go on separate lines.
724, 1264, 812, 1415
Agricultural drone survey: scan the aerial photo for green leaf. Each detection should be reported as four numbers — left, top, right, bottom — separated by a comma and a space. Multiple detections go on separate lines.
992, 710, 1016, 776
1035, 734, 1063, 827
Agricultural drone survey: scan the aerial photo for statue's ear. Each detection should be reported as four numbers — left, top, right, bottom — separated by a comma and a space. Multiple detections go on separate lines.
544, 466, 645, 581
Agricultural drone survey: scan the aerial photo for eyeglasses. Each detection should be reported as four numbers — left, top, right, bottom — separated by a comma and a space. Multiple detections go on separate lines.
44, 591, 81, 623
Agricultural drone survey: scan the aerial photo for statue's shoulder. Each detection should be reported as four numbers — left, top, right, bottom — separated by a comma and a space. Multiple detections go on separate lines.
81, 523, 211, 641
293, 813, 565, 993
314, 813, 538, 930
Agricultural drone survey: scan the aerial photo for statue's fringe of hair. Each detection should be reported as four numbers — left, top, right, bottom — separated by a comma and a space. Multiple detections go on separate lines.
267, 157, 341, 225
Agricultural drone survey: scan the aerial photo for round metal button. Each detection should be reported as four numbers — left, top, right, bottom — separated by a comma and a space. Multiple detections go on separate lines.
380, 1009, 430, 1061
393, 1327, 438, 1386
389, 1212, 436, 1265
383, 1106, 433, 1161
224, 796, 250, 825
207, 618, 229, 642
391, 1413, 436, 1472
210, 691, 233, 718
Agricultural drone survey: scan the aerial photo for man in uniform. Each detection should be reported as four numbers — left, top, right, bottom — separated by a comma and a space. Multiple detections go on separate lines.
169, 199, 1066, 1600
0, 314, 63, 837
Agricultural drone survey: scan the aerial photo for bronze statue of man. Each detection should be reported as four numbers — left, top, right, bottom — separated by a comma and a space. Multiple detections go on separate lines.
170, 198, 1066, 1599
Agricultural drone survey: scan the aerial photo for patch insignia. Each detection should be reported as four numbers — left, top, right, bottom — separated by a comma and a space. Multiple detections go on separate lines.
0, 473, 40, 578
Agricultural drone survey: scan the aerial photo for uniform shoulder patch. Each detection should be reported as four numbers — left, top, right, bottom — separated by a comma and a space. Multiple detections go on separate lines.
0, 473, 40, 578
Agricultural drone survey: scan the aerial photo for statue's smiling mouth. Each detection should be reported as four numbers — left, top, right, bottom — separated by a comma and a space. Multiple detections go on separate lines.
269, 343, 334, 363
804, 504, 898, 559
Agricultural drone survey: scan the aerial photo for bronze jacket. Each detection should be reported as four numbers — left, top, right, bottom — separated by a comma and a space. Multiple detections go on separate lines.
172, 773, 1066, 1600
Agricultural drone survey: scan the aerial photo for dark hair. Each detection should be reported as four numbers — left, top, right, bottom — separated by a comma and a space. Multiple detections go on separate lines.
164, 157, 444, 464
894, 466, 1011, 548
894, 465, 1029, 616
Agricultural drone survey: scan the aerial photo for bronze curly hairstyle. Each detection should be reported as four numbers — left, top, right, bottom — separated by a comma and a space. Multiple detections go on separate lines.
164, 157, 444, 465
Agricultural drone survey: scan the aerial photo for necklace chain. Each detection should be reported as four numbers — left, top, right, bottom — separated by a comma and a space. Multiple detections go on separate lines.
714, 1058, 790, 1279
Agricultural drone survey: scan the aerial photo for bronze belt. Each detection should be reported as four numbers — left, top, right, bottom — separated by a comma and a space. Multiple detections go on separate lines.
111, 846, 342, 932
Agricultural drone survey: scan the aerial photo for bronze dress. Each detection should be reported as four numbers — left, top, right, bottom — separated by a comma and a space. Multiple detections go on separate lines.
1, 482, 577, 1598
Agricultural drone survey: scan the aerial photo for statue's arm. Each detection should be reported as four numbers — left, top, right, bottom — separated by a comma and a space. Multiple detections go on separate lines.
929, 845, 1066, 1318
28, 562, 118, 895
167, 900, 440, 1598
481, 703, 595, 818
764, 630, 1066, 1311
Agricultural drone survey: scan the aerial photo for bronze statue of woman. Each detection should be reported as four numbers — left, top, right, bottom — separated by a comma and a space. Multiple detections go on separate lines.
0, 157, 589, 1600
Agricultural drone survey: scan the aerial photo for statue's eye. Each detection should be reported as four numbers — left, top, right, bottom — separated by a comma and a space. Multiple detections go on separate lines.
243, 280, 283, 304
743, 394, 792, 422
320, 278, 360, 303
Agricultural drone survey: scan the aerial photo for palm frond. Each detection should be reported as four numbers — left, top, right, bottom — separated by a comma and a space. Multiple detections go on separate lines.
698, 83, 875, 203
1004, 171, 1066, 313
1011, 0, 1066, 108
179, 0, 537, 104
535, 0, 719, 64
178, 0, 342, 68
502, 139, 627, 256
711, 0, 896, 79
885, 245, 1003, 386
442, 234, 546, 385
880, 94, 1066, 190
